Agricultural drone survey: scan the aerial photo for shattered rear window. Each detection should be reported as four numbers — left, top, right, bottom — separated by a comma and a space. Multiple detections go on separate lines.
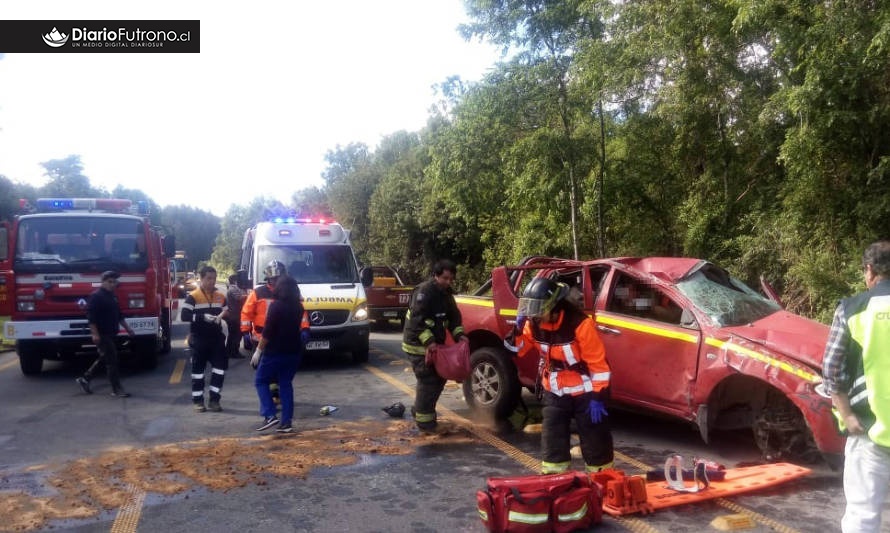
676, 270, 780, 327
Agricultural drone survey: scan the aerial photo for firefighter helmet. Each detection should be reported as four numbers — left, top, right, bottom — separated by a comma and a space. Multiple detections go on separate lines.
263, 260, 287, 281
382, 402, 406, 418
517, 278, 568, 318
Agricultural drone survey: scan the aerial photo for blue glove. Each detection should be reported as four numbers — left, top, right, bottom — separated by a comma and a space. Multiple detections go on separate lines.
301, 329, 311, 346
242, 332, 253, 351
588, 399, 608, 424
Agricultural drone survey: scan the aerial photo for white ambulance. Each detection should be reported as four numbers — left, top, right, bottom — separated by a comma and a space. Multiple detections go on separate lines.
239, 218, 373, 363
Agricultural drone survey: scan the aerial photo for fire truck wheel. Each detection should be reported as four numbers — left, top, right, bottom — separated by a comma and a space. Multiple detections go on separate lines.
17, 341, 45, 376
462, 347, 521, 419
160, 310, 172, 354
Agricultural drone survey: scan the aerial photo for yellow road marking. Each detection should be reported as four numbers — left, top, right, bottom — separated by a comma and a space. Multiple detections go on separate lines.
110, 484, 145, 533
169, 358, 186, 384
365, 348, 803, 533
363, 361, 658, 532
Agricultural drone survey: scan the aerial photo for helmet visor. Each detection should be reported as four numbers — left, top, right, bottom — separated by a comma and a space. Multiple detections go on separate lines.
517, 296, 554, 318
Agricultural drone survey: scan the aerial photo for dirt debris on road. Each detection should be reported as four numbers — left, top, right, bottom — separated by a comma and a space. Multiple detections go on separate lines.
0, 419, 474, 532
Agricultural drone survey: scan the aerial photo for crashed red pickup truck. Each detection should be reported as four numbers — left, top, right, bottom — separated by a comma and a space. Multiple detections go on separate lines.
455, 256, 844, 466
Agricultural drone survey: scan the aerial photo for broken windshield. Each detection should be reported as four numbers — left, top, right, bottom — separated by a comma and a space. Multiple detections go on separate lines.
676, 269, 780, 327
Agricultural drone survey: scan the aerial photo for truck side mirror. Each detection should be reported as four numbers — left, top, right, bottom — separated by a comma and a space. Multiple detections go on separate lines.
360, 267, 373, 288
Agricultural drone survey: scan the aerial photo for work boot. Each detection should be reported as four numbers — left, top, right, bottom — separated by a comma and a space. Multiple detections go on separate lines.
193, 402, 207, 413
76, 376, 92, 394
110, 389, 131, 398
208, 400, 222, 412
416, 420, 438, 433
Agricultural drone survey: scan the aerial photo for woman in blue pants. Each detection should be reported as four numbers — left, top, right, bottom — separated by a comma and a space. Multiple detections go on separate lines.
251, 275, 309, 433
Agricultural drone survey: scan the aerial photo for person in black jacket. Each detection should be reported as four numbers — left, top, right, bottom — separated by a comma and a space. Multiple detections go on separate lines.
180, 266, 229, 413
76, 270, 135, 397
401, 259, 466, 431
251, 275, 310, 433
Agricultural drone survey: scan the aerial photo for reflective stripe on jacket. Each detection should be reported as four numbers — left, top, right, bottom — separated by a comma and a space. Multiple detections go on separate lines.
240, 283, 274, 335
516, 307, 610, 397
402, 278, 464, 355
180, 287, 227, 340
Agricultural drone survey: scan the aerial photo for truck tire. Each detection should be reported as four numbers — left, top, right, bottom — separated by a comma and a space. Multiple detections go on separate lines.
160, 309, 172, 354
17, 341, 45, 376
462, 347, 521, 419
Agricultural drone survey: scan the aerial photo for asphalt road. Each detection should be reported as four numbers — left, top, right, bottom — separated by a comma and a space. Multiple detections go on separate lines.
0, 320, 852, 533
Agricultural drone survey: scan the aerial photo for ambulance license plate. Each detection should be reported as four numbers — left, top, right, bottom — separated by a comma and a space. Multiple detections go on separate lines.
306, 340, 330, 350
383, 311, 397, 317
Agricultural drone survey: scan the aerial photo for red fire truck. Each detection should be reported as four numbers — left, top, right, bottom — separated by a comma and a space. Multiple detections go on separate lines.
0, 198, 175, 375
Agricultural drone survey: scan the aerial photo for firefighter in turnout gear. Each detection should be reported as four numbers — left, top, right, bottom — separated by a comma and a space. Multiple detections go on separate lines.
242, 260, 291, 402
506, 277, 614, 473
180, 265, 229, 412
402, 259, 465, 431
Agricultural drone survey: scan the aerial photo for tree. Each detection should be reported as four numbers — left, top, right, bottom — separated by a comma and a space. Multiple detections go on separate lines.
39, 155, 102, 197
322, 143, 377, 255
159, 205, 220, 269
462, 0, 602, 259
209, 197, 291, 278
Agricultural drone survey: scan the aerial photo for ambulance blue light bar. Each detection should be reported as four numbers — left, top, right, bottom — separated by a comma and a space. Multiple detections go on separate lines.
35, 198, 133, 212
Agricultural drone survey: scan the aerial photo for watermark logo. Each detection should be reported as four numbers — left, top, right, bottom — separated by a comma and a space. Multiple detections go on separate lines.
42, 27, 69, 48
0, 20, 199, 53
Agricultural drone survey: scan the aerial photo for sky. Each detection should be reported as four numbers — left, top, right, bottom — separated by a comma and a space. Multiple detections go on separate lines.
0, 1, 501, 216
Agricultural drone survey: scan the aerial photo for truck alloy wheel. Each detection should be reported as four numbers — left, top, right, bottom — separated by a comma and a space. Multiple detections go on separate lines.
462, 347, 521, 419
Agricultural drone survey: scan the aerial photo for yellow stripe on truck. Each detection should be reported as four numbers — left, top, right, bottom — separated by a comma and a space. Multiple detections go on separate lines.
454, 296, 495, 308
705, 337, 820, 382
596, 315, 699, 344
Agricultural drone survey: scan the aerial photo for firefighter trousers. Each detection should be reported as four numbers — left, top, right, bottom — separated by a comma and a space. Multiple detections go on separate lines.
408, 353, 446, 428
191, 338, 228, 404
541, 391, 614, 473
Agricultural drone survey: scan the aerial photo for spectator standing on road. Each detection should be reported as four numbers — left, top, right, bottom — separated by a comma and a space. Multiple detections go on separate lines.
506, 277, 614, 474
401, 259, 466, 432
225, 273, 247, 359
822, 240, 890, 533
241, 260, 287, 402
251, 275, 310, 433
76, 270, 135, 397
180, 265, 228, 413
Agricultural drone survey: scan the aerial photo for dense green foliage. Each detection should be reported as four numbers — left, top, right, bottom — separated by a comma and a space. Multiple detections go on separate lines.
4, 1, 889, 323
329, 0, 890, 322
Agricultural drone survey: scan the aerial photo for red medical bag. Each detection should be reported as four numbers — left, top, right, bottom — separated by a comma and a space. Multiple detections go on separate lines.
476, 471, 602, 532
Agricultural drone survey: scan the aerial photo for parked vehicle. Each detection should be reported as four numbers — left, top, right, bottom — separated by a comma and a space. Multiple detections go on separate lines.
238, 217, 373, 363
169, 250, 196, 298
0, 198, 175, 375
361, 265, 413, 327
456, 256, 843, 466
